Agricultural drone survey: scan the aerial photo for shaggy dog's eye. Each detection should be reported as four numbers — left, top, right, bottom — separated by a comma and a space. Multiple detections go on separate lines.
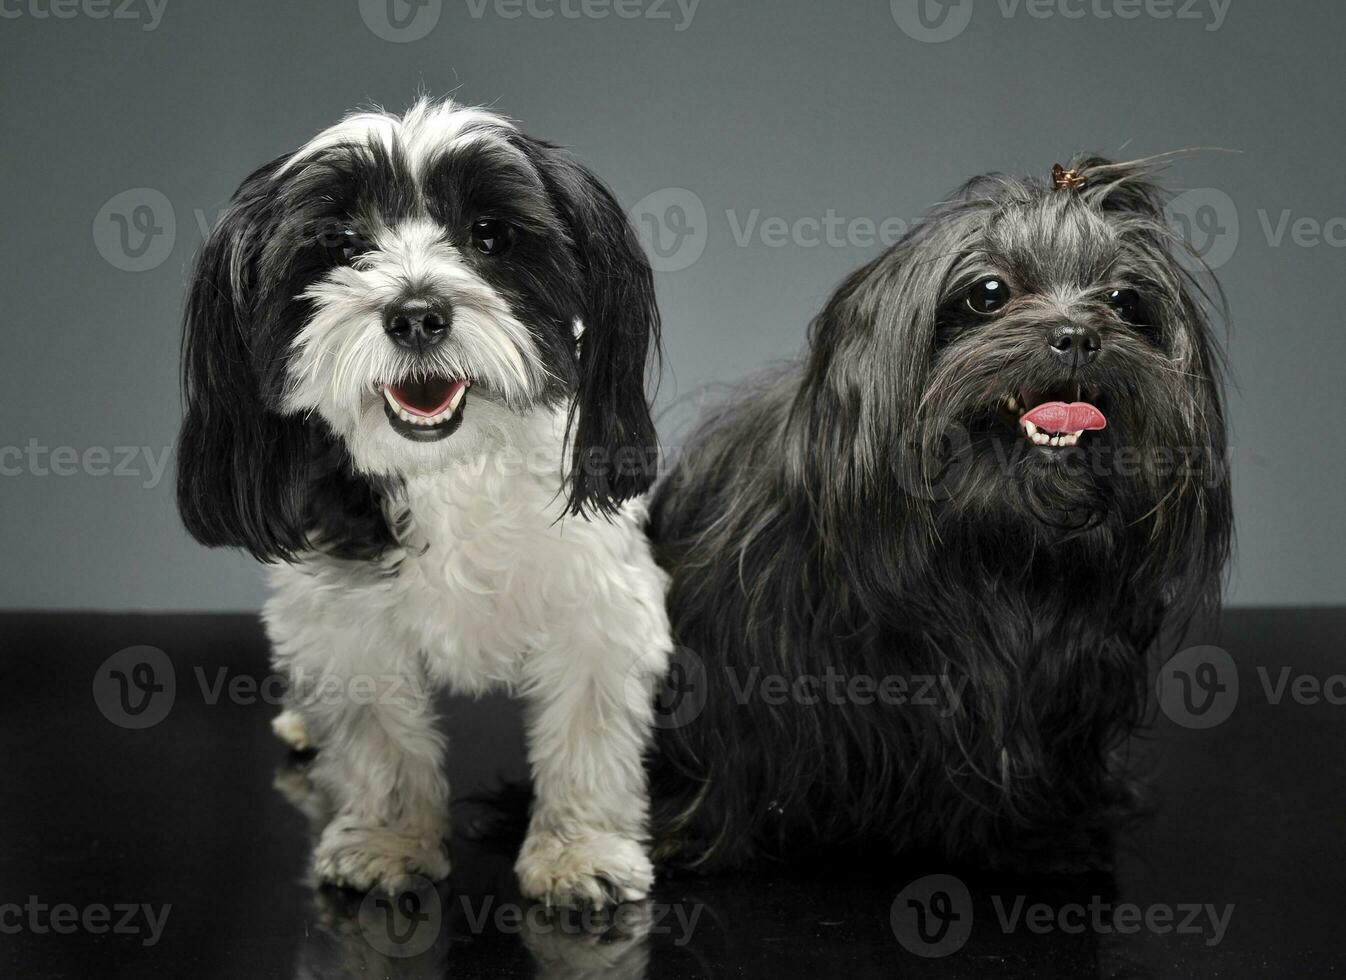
470, 218, 512, 256
329, 227, 372, 265
966, 277, 1010, 315
1107, 287, 1142, 324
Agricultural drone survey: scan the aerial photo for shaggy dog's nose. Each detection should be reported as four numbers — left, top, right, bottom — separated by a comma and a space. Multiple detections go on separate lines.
384, 300, 451, 353
1048, 324, 1101, 368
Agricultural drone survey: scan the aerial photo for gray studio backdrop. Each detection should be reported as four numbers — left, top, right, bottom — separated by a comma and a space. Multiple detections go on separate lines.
1, 0, 1343, 610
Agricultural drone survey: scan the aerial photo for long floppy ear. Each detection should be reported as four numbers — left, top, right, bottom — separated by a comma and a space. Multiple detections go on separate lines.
1073, 154, 1233, 619
177, 157, 312, 561
784, 203, 976, 510
519, 138, 661, 518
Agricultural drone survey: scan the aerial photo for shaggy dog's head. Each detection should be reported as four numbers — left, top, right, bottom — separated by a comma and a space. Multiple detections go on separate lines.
787, 156, 1231, 621
178, 99, 659, 560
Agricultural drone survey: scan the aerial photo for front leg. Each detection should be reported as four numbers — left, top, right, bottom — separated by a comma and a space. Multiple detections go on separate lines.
515, 568, 671, 908
307, 686, 450, 893
266, 570, 450, 893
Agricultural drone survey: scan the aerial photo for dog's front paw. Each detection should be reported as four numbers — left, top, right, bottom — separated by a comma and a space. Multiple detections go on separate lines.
315, 815, 449, 893
515, 831, 653, 908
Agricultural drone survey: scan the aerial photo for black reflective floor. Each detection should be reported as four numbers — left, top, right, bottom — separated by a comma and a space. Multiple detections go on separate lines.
2, 609, 1344, 978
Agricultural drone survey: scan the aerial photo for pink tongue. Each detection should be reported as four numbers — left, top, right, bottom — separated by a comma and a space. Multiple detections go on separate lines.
1021, 401, 1107, 433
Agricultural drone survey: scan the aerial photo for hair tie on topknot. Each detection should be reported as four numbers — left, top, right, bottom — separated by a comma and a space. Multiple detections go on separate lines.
1051, 163, 1086, 191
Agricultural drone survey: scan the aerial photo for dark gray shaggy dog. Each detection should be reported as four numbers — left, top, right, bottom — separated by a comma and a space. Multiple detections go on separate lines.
648, 156, 1232, 871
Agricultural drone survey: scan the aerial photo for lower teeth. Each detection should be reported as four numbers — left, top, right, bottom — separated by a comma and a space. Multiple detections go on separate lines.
1021, 420, 1084, 447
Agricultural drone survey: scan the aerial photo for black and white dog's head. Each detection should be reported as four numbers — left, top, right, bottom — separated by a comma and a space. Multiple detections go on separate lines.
178, 99, 659, 560
789, 155, 1232, 619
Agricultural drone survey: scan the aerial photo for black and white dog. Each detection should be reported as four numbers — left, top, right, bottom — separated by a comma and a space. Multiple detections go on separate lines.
649, 157, 1232, 870
177, 99, 671, 904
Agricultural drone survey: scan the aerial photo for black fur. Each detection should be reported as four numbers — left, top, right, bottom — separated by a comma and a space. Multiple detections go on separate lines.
177, 108, 660, 562
177, 155, 314, 561
649, 156, 1232, 871
512, 135, 662, 517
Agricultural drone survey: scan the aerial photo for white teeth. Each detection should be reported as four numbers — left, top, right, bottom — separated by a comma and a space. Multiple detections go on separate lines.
446, 384, 467, 415
380, 381, 470, 427
1021, 419, 1087, 447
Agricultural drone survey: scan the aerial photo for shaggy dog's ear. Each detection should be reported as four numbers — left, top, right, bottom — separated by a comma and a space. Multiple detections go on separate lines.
177, 157, 313, 561
518, 138, 661, 518
1066, 155, 1233, 619
785, 211, 973, 515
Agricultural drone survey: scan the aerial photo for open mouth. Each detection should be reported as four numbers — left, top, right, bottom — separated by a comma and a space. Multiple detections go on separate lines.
379, 376, 470, 441
1001, 384, 1107, 449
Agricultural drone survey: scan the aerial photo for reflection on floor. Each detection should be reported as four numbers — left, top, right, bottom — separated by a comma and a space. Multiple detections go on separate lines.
1, 609, 1343, 978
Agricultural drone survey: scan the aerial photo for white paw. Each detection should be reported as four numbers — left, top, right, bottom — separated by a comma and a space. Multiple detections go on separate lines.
515, 831, 653, 908
271, 709, 313, 752
314, 815, 449, 893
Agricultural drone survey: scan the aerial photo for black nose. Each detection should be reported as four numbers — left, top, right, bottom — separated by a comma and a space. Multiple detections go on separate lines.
1048, 324, 1101, 368
383, 300, 451, 353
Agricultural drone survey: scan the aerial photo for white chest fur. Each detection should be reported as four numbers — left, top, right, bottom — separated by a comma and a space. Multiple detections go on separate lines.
266, 408, 669, 698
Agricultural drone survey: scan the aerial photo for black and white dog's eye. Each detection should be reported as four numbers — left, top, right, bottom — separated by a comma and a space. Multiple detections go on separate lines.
967, 277, 1010, 315
330, 227, 372, 265
470, 218, 512, 256
1107, 288, 1142, 323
